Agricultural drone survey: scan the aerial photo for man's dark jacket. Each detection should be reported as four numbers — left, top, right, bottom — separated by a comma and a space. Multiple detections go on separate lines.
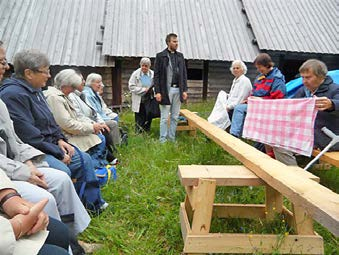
153, 49, 188, 105
294, 76, 339, 151
0, 77, 66, 159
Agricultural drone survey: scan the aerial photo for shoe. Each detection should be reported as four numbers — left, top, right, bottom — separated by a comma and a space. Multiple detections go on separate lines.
110, 158, 119, 165
100, 202, 109, 210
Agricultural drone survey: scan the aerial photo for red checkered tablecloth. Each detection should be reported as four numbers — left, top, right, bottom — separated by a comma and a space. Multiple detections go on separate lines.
243, 97, 318, 156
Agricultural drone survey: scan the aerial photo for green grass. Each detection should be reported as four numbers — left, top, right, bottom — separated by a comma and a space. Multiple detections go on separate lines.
80, 101, 339, 255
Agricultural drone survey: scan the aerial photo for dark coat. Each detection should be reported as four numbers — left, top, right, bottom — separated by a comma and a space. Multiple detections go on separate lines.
0, 77, 66, 159
153, 48, 188, 105
294, 76, 339, 151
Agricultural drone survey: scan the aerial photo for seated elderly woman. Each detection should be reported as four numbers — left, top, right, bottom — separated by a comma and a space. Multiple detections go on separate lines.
273, 59, 339, 165
0, 44, 90, 237
128, 57, 154, 133
83, 73, 121, 145
0, 49, 108, 211
44, 69, 109, 169
68, 70, 119, 163
208, 60, 252, 130
0, 169, 70, 255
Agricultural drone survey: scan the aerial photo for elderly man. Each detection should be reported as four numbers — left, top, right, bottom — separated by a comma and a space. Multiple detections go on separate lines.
128, 57, 154, 133
273, 59, 339, 165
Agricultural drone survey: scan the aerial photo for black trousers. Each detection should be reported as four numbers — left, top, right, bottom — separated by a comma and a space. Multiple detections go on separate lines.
38, 217, 70, 255
135, 102, 152, 133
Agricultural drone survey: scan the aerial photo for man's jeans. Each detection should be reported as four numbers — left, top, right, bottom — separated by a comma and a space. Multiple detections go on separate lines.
230, 104, 248, 137
159, 87, 181, 143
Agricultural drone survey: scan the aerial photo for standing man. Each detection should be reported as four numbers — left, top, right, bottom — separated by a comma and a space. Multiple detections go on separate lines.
154, 33, 188, 143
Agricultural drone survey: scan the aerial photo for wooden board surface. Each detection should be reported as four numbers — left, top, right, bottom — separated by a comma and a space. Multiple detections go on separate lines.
178, 165, 319, 186
312, 149, 339, 167
180, 109, 339, 236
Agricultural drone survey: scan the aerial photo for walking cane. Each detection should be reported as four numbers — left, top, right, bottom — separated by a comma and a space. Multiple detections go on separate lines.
304, 127, 339, 170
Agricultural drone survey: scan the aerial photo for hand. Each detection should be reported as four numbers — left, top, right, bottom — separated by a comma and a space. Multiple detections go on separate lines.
101, 123, 110, 132
182, 92, 188, 100
93, 123, 102, 134
27, 165, 48, 189
9, 199, 49, 239
58, 140, 74, 158
156, 93, 162, 102
315, 97, 333, 111
61, 154, 71, 165
2, 194, 32, 218
144, 88, 149, 93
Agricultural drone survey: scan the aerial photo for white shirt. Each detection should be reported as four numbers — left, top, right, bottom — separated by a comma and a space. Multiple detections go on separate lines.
226, 74, 252, 110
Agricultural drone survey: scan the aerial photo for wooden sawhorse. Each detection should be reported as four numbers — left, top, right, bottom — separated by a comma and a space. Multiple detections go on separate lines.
178, 165, 324, 254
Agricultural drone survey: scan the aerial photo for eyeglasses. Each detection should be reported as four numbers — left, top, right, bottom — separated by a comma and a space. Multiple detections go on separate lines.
35, 69, 50, 75
0, 58, 8, 66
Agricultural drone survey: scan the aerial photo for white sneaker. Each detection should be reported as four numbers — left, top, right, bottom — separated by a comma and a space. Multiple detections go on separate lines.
100, 202, 109, 210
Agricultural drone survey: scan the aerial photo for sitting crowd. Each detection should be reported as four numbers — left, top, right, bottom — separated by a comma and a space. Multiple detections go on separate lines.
209, 53, 339, 165
0, 42, 121, 254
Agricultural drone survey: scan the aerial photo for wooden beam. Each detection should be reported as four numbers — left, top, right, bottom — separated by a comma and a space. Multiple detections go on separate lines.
179, 109, 339, 236
180, 202, 191, 241
183, 233, 324, 254
292, 204, 314, 235
202, 60, 209, 100
312, 149, 339, 167
191, 179, 216, 234
112, 59, 122, 106
178, 165, 264, 186
265, 186, 283, 220
213, 204, 266, 219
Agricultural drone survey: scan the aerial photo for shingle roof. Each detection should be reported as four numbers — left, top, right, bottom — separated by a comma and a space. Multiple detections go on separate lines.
243, 0, 339, 54
102, 0, 259, 62
0, 0, 114, 66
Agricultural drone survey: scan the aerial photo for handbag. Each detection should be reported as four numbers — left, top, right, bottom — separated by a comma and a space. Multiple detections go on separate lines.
144, 86, 160, 119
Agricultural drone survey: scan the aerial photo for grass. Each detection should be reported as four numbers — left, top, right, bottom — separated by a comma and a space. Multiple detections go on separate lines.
80, 100, 339, 255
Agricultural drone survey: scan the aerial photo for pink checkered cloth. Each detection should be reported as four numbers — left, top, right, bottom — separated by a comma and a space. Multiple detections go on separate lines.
243, 97, 318, 156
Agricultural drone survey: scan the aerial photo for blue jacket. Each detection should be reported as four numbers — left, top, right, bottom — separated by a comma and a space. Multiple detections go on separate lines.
0, 77, 66, 159
252, 67, 286, 99
294, 76, 339, 150
82, 86, 111, 121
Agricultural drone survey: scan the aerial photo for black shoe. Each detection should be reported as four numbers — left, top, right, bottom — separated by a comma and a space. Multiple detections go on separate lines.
70, 234, 86, 255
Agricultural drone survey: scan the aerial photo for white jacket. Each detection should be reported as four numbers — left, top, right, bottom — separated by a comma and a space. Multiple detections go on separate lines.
128, 68, 154, 113
226, 74, 252, 110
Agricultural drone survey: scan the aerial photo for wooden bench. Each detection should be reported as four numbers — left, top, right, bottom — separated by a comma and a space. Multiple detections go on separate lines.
177, 109, 339, 254
312, 149, 339, 168
179, 165, 323, 254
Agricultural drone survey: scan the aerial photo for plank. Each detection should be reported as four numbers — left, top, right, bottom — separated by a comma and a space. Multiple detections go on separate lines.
212, 204, 266, 219
178, 165, 319, 186
183, 233, 324, 254
179, 165, 264, 186
180, 109, 339, 236
312, 149, 339, 167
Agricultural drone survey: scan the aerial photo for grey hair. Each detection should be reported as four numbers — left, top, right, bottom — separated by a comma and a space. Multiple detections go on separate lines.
54, 69, 82, 90
229, 60, 247, 75
140, 57, 151, 67
299, 59, 328, 78
13, 49, 50, 78
85, 73, 102, 87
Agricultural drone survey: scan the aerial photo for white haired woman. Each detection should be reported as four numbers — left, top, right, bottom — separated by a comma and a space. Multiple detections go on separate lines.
83, 73, 121, 145
208, 60, 252, 130
128, 57, 154, 133
43, 69, 109, 169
